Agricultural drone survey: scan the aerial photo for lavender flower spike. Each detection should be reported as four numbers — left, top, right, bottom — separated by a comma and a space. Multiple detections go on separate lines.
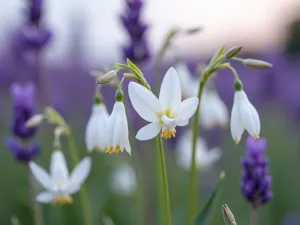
121, 0, 150, 64
11, 82, 37, 139
241, 136, 272, 208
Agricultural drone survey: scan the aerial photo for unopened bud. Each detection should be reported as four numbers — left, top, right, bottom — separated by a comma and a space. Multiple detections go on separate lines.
222, 204, 237, 225
25, 114, 44, 127
234, 79, 243, 91
96, 70, 117, 84
224, 46, 242, 59
242, 59, 272, 70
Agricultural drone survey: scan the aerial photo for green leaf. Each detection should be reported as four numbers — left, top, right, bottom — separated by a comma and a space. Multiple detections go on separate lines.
195, 171, 225, 225
209, 45, 227, 67
126, 59, 144, 78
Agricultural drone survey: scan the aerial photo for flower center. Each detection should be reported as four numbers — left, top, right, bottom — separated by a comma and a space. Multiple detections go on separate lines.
52, 195, 73, 205
105, 144, 121, 154
161, 129, 176, 139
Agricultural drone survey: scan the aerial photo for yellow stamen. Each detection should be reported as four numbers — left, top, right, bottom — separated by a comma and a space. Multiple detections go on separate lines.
52, 195, 73, 205
105, 144, 121, 154
161, 130, 176, 139
253, 134, 259, 139
235, 138, 239, 145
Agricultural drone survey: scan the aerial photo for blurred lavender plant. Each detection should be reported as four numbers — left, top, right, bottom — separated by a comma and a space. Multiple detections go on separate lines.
19, 0, 51, 51
6, 82, 40, 162
121, 0, 150, 64
241, 136, 272, 206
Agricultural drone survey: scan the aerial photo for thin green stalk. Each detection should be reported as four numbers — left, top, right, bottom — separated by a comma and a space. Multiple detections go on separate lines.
156, 135, 171, 225
67, 135, 92, 225
26, 163, 44, 225
250, 206, 257, 225
187, 80, 205, 225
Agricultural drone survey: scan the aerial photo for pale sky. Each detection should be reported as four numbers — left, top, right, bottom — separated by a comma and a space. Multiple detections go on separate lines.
0, 0, 299, 65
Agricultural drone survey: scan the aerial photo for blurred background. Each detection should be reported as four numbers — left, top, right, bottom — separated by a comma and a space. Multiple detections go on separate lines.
1, 0, 300, 225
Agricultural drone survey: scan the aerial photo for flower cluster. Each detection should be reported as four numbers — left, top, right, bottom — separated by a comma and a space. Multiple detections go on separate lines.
241, 136, 272, 207
6, 82, 40, 162
19, 0, 51, 51
121, 0, 150, 64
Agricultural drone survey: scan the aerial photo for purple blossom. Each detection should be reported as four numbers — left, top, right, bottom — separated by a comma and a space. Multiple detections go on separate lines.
6, 137, 40, 162
240, 136, 272, 207
28, 0, 43, 24
121, 0, 150, 64
10, 82, 37, 139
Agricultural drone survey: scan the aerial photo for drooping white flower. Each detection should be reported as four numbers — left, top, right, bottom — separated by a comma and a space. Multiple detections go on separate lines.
176, 131, 222, 170
29, 150, 91, 204
200, 88, 228, 129
105, 90, 131, 155
128, 67, 199, 140
85, 102, 109, 152
230, 89, 260, 144
111, 164, 137, 196
175, 62, 228, 129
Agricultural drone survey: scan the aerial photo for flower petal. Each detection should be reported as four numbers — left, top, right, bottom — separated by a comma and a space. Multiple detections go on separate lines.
175, 62, 197, 97
29, 162, 52, 190
244, 100, 260, 138
230, 97, 245, 144
36, 192, 54, 203
136, 122, 161, 141
177, 97, 199, 121
70, 157, 91, 187
176, 119, 189, 126
128, 82, 161, 122
159, 67, 181, 112
50, 151, 69, 182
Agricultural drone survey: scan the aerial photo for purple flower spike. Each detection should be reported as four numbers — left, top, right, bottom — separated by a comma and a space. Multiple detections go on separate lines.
241, 136, 272, 208
10, 82, 38, 139
28, 0, 43, 24
19, 26, 52, 50
6, 137, 40, 162
121, 0, 150, 64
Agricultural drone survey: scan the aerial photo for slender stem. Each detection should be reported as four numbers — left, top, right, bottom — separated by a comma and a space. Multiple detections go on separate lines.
26, 163, 44, 225
67, 135, 92, 225
156, 135, 171, 225
187, 80, 205, 225
250, 206, 257, 225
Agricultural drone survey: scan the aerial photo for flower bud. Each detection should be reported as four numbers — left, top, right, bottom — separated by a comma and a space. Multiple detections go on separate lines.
242, 59, 272, 70
25, 114, 44, 127
95, 70, 117, 84
224, 46, 242, 59
115, 89, 124, 102
234, 79, 243, 91
222, 204, 237, 225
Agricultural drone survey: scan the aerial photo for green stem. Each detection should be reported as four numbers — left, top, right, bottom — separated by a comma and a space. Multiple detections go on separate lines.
187, 80, 205, 225
67, 135, 92, 225
156, 135, 171, 225
250, 206, 257, 225
26, 163, 44, 225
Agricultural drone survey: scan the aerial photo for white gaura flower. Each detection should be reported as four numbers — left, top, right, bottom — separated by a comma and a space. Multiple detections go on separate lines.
29, 150, 91, 204
105, 90, 131, 155
128, 67, 199, 140
200, 88, 228, 129
176, 131, 222, 170
175, 62, 228, 129
111, 164, 137, 196
85, 101, 109, 152
230, 89, 260, 144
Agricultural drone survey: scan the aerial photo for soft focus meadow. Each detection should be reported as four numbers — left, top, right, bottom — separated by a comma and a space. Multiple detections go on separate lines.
1, 0, 300, 225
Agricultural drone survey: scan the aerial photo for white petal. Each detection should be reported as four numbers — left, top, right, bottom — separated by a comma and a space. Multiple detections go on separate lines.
36, 192, 54, 203
230, 94, 245, 143
161, 115, 177, 127
159, 67, 181, 112
200, 147, 222, 168
70, 157, 91, 187
119, 104, 131, 154
111, 164, 137, 195
136, 122, 161, 141
50, 151, 69, 182
85, 104, 109, 151
176, 97, 199, 121
174, 63, 197, 97
213, 96, 229, 126
244, 100, 260, 138
176, 119, 189, 126
29, 162, 52, 190
128, 82, 161, 122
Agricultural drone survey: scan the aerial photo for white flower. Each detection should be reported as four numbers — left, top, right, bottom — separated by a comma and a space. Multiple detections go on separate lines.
128, 67, 199, 140
175, 62, 228, 129
200, 88, 228, 129
111, 164, 137, 196
85, 102, 109, 152
230, 90, 260, 144
29, 150, 91, 204
176, 131, 222, 170
105, 99, 131, 155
